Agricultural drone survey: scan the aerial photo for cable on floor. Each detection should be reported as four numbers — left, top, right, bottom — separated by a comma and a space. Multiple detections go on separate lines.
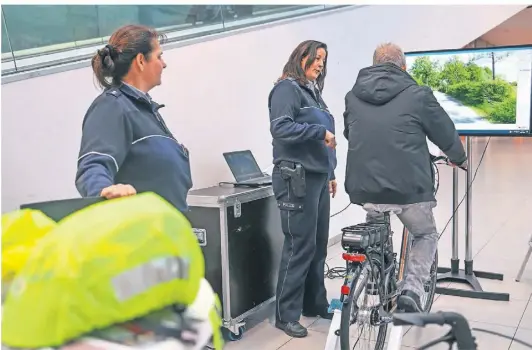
324, 261, 347, 279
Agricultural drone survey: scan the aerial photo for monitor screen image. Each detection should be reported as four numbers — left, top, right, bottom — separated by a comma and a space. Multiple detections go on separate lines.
405, 45, 532, 136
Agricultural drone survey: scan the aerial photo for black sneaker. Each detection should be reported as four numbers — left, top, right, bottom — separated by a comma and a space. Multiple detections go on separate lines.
397, 290, 423, 313
275, 320, 308, 338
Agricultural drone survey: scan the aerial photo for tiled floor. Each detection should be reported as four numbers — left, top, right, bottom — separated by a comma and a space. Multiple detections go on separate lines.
225, 137, 532, 349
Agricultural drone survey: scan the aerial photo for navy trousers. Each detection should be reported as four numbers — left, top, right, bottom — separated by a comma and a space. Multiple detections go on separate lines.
272, 166, 330, 323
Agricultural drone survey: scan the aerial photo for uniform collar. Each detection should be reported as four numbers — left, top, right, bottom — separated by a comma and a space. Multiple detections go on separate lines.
119, 82, 152, 103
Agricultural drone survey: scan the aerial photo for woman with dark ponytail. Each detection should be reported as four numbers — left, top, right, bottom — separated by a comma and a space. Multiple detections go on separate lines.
76, 24, 193, 213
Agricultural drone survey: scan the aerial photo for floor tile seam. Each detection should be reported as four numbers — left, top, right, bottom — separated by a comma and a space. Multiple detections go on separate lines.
511, 294, 532, 346
509, 305, 532, 350
472, 201, 529, 259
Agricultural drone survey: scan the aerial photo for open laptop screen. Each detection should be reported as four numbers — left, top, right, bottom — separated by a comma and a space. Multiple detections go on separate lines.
223, 150, 264, 182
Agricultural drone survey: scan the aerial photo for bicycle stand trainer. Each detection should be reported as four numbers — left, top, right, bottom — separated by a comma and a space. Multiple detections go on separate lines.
324, 300, 405, 350
436, 137, 510, 301
324, 299, 342, 350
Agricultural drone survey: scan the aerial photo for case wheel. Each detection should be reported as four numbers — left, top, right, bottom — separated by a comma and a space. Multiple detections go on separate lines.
223, 325, 245, 341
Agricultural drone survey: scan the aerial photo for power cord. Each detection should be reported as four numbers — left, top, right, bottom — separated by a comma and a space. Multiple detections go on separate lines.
331, 202, 351, 218
325, 198, 352, 279
472, 328, 532, 348
418, 327, 532, 349
324, 261, 348, 279
437, 137, 491, 240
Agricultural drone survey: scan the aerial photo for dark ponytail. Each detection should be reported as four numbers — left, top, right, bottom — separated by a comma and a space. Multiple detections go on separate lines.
91, 44, 119, 89
91, 25, 166, 90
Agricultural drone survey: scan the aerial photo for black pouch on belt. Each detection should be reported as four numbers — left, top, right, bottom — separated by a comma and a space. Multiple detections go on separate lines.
279, 161, 306, 198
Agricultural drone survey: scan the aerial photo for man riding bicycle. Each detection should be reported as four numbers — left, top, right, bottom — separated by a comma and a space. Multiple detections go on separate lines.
342, 43, 467, 313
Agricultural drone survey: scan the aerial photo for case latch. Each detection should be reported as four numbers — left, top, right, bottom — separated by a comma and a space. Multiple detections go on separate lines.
192, 228, 207, 246
234, 199, 242, 218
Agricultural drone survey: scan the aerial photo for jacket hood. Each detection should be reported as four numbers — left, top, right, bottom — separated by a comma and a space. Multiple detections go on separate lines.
352, 63, 417, 105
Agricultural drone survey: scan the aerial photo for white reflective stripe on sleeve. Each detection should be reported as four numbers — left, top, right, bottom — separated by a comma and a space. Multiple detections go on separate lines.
300, 106, 329, 113
270, 115, 294, 123
77, 151, 119, 172
132, 134, 179, 145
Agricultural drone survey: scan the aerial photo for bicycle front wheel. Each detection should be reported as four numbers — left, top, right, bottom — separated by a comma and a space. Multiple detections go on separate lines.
340, 260, 387, 350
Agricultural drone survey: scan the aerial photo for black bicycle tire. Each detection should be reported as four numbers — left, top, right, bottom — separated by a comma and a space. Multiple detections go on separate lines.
422, 249, 438, 312
339, 261, 387, 350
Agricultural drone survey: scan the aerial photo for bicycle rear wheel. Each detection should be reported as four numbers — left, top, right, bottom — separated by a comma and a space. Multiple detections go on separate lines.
340, 260, 387, 350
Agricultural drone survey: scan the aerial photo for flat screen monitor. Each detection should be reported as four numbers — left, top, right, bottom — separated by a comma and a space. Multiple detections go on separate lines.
405, 45, 532, 136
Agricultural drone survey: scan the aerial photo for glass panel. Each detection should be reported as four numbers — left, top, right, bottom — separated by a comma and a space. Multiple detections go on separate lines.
0, 4, 337, 75
0, 4, 225, 73
1, 10, 12, 54
2, 5, 78, 53
221, 5, 325, 29
68, 5, 102, 46
1, 8, 17, 75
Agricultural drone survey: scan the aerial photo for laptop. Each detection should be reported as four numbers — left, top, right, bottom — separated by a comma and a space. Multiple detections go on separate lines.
223, 150, 272, 186
20, 197, 106, 222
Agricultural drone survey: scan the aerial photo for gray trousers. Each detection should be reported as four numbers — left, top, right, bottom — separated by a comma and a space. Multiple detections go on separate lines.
363, 201, 438, 298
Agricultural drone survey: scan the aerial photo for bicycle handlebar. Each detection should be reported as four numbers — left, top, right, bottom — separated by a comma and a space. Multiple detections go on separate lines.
393, 312, 477, 349
431, 155, 467, 171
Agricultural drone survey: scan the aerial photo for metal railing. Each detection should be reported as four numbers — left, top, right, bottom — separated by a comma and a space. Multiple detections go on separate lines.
1, 5, 346, 77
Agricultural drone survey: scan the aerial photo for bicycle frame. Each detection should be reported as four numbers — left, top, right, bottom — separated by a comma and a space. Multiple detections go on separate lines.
397, 227, 410, 288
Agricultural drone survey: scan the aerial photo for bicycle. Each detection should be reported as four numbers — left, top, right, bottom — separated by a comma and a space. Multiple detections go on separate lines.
337, 156, 458, 350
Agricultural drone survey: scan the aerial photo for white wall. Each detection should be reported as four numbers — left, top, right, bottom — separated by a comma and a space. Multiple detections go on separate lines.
1, 5, 525, 238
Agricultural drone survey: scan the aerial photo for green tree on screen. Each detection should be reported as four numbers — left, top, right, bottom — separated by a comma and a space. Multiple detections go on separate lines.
408, 53, 517, 124
409, 57, 440, 88
438, 57, 470, 91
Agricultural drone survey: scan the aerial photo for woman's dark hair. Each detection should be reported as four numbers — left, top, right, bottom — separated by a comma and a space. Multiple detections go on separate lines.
91, 24, 167, 89
278, 40, 328, 92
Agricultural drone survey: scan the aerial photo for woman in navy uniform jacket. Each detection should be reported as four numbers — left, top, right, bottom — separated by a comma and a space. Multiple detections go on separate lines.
268, 40, 337, 338
76, 24, 192, 212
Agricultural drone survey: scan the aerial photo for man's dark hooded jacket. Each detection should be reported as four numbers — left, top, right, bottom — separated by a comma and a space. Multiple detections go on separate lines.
343, 63, 466, 205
